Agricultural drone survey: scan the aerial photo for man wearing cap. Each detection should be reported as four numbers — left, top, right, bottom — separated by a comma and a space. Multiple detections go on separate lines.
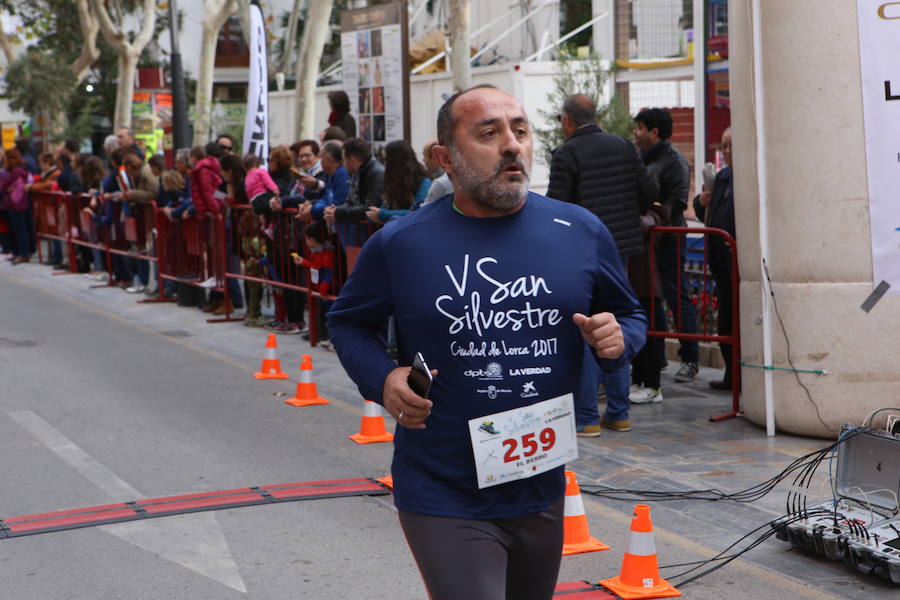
329, 85, 646, 600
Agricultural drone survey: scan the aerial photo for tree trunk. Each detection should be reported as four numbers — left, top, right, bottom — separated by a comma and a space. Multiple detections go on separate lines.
294, 0, 333, 140
448, 0, 471, 91
89, 0, 158, 131
192, 0, 238, 147
115, 52, 138, 129
280, 0, 303, 75
72, 0, 100, 82
0, 27, 14, 65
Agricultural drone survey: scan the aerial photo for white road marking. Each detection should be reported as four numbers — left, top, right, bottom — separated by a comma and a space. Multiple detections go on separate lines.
8, 410, 247, 594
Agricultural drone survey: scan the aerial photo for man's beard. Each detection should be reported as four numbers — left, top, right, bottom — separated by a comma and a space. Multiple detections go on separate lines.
450, 146, 530, 212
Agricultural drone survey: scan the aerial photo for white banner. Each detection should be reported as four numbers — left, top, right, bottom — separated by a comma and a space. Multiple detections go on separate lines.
243, 2, 269, 159
857, 1, 900, 294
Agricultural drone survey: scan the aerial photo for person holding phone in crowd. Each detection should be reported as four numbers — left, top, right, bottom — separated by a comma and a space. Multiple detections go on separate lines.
328, 85, 646, 600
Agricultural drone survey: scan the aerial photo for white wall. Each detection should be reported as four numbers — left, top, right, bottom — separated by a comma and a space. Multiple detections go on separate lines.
269, 61, 563, 193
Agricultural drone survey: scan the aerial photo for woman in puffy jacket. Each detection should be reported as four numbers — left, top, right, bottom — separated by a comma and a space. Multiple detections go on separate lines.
0, 148, 33, 264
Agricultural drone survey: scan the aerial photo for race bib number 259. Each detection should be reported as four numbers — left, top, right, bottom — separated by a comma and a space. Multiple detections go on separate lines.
468, 394, 577, 489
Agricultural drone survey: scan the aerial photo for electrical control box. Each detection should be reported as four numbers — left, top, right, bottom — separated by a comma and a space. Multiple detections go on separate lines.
773, 426, 900, 585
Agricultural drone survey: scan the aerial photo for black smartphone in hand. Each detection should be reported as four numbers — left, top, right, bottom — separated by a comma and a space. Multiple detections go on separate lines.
407, 352, 433, 399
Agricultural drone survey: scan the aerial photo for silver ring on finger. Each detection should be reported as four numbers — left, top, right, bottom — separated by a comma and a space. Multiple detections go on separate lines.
398, 411, 404, 421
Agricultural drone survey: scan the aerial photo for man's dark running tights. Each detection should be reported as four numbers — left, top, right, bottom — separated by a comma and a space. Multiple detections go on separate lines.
398, 498, 564, 600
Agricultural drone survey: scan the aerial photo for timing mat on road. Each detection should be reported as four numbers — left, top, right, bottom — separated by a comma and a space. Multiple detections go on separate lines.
0, 477, 390, 539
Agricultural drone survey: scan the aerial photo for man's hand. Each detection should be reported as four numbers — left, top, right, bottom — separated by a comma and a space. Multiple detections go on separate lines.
382, 367, 435, 429
269, 197, 282, 212
323, 205, 336, 223
298, 173, 317, 187
698, 185, 711, 208
365, 206, 381, 223
573, 312, 624, 359
295, 203, 312, 221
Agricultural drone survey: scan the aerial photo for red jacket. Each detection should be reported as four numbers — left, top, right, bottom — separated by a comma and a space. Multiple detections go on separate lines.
190, 156, 222, 216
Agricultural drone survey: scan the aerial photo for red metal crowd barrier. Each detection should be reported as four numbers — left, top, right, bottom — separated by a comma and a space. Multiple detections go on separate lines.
647, 226, 741, 422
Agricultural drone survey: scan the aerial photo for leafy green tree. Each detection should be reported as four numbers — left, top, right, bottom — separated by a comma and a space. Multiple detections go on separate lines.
533, 49, 634, 163
3, 48, 77, 140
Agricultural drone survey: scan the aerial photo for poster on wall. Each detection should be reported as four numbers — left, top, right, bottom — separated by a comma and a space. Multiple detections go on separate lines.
340, 2, 410, 153
857, 0, 900, 295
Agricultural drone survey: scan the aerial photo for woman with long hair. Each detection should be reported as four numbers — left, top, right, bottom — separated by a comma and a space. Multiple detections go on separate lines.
325, 90, 356, 138
366, 140, 431, 224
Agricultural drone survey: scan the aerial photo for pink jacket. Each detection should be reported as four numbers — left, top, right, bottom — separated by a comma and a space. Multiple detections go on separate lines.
245, 167, 279, 201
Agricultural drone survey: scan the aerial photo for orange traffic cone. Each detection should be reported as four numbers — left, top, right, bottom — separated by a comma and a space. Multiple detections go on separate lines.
285, 355, 330, 406
599, 505, 680, 599
562, 470, 610, 555
349, 400, 394, 444
254, 334, 289, 379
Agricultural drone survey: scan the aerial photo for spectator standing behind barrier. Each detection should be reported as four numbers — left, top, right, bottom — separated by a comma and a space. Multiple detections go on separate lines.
264, 144, 307, 335
0, 149, 33, 264
116, 127, 145, 161
307, 141, 348, 223
547, 94, 658, 435
421, 137, 453, 205
693, 128, 735, 391
80, 156, 110, 281
213, 153, 247, 316
98, 148, 134, 287
324, 90, 356, 139
324, 137, 384, 273
15, 138, 38, 174
121, 153, 160, 294
292, 221, 336, 349
328, 85, 646, 600
27, 153, 65, 268
188, 146, 222, 217
633, 108, 700, 386
366, 140, 431, 224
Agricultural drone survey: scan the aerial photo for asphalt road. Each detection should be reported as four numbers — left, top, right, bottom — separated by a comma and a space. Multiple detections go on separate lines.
0, 261, 885, 599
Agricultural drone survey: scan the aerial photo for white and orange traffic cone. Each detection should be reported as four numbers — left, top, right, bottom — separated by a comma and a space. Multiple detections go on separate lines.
285, 355, 329, 406
254, 334, 289, 380
599, 504, 680, 599
562, 470, 610, 555
349, 400, 394, 444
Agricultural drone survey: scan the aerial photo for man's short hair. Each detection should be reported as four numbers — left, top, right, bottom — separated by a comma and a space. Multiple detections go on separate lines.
322, 126, 347, 142
562, 94, 596, 128
148, 154, 166, 171
634, 108, 673, 140
64, 139, 79, 154
38, 152, 56, 167
436, 84, 499, 147
103, 134, 119, 155
321, 140, 343, 163
342, 137, 372, 163
215, 133, 235, 146
304, 221, 324, 240
109, 147, 127, 168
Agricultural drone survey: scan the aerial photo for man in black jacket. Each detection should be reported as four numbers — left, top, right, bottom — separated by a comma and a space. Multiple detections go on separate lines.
634, 108, 700, 386
547, 94, 657, 435
693, 128, 735, 390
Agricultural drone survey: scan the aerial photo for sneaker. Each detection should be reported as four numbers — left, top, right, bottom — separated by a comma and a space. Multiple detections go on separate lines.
674, 362, 699, 383
87, 271, 109, 282
278, 322, 301, 334
263, 319, 283, 331
301, 331, 311, 341
601, 416, 632, 432
576, 424, 602, 437
630, 386, 663, 404
198, 276, 217, 289
318, 340, 334, 351
125, 284, 145, 294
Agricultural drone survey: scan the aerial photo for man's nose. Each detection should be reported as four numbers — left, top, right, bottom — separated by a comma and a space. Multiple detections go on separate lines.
499, 127, 523, 157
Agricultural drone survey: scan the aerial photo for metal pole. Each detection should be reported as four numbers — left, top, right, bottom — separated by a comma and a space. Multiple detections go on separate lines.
693, 0, 706, 192
168, 0, 190, 152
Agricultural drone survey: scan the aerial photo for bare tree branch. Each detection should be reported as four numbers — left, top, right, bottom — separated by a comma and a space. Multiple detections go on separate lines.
72, 0, 100, 82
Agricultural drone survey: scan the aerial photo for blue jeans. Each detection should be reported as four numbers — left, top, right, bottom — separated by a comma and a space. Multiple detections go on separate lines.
577, 345, 630, 426
657, 234, 698, 363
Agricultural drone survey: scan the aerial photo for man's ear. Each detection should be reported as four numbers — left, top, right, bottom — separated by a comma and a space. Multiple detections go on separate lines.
431, 144, 453, 175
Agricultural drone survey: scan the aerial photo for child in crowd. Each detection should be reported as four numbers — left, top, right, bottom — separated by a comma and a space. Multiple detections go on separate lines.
243, 153, 280, 216
292, 221, 335, 349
